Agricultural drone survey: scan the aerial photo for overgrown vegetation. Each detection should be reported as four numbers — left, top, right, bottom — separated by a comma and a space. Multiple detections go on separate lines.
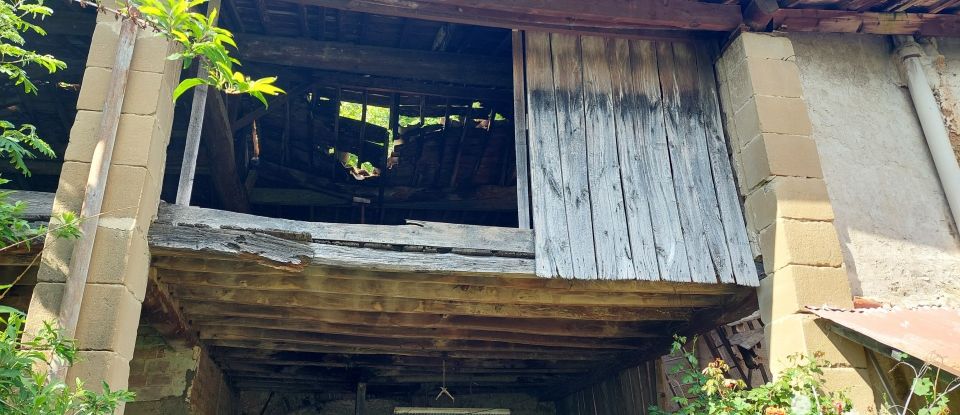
654, 336, 958, 415
652, 336, 854, 415
0, 308, 134, 413
0, 0, 281, 412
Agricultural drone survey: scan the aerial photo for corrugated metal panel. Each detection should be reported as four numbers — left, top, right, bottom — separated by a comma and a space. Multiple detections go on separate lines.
806, 306, 960, 377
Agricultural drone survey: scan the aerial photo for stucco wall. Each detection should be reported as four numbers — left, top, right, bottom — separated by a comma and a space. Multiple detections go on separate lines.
787, 33, 960, 307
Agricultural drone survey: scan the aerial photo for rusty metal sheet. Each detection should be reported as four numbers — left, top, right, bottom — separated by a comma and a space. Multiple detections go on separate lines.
806, 306, 960, 377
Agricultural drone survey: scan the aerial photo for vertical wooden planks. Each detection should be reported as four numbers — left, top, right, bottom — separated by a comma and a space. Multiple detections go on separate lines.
581, 36, 634, 280
657, 42, 719, 284
525, 32, 575, 278
694, 44, 760, 287
523, 32, 755, 286
608, 38, 659, 281
629, 40, 692, 283
512, 30, 532, 230
551, 33, 599, 279
673, 42, 736, 284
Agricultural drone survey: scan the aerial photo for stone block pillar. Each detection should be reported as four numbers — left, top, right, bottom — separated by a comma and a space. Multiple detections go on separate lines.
24, 13, 180, 409
715, 33, 877, 412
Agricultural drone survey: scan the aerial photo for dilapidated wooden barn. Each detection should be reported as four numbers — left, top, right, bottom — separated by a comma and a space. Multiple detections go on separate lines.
6, 0, 959, 413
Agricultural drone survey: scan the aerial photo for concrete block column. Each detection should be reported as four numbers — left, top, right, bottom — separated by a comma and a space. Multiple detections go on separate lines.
715, 33, 877, 412
24, 14, 181, 407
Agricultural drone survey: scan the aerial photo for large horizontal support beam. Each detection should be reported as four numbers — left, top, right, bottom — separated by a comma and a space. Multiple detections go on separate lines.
769, 8, 960, 35
169, 285, 694, 321
188, 318, 649, 349
207, 339, 618, 360
197, 326, 640, 355
155, 269, 730, 307
235, 34, 512, 87
280, 0, 741, 33
156, 198, 533, 254
150, 256, 748, 295
209, 347, 602, 370
180, 301, 668, 338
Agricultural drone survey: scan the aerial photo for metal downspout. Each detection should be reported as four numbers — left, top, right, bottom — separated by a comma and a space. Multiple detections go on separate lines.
895, 35, 960, 228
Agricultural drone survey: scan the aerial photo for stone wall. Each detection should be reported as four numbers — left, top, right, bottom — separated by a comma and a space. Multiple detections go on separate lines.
788, 33, 960, 307
126, 325, 237, 415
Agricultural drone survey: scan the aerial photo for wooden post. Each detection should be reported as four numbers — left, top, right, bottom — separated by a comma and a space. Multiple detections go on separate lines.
175, 0, 220, 206
51, 15, 138, 380
380, 93, 400, 224
175, 80, 209, 206
355, 382, 367, 415
511, 30, 531, 229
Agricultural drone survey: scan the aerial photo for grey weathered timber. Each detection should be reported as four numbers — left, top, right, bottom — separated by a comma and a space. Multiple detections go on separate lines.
523, 34, 756, 286
156, 201, 533, 254
607, 38, 659, 281
656, 42, 717, 284
524, 32, 574, 278
580, 36, 634, 280
512, 30, 532, 230
629, 40, 691, 283
673, 42, 735, 284
550, 33, 598, 279
148, 224, 534, 276
694, 44, 761, 287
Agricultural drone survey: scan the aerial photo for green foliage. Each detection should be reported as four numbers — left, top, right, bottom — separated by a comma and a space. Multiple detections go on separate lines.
130, 0, 284, 106
650, 336, 855, 415
0, 0, 62, 249
885, 352, 959, 415
0, 308, 135, 414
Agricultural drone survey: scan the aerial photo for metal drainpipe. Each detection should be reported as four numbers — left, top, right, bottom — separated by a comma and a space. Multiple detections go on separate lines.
895, 35, 960, 228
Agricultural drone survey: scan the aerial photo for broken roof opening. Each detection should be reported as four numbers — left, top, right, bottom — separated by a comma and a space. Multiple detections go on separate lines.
158, 6, 520, 227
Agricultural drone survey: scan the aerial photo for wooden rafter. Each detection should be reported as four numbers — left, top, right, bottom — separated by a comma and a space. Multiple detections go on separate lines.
277, 0, 742, 33
234, 34, 511, 87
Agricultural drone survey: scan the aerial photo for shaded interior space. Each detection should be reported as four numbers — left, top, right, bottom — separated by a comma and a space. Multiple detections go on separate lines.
159, 3, 519, 227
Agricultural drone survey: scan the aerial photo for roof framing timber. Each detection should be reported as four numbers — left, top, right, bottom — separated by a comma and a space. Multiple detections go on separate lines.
277, 0, 742, 33
235, 33, 512, 87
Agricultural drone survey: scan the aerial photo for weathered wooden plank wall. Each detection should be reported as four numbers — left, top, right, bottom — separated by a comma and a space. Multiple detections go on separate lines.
556, 360, 660, 415
524, 32, 758, 286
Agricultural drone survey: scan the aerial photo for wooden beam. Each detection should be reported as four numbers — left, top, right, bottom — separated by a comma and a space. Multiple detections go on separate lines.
209, 348, 602, 370
188, 319, 651, 349
769, 8, 960, 35
249, 187, 518, 211
157, 270, 728, 308
355, 383, 366, 415
170, 285, 694, 321
204, 339, 619, 360
149, 256, 747, 296
175, 0, 221, 206
512, 30, 531, 229
308, 69, 511, 105
203, 91, 249, 212
234, 34, 511, 87
744, 0, 780, 30
279, 0, 741, 34
179, 301, 672, 338
140, 272, 198, 345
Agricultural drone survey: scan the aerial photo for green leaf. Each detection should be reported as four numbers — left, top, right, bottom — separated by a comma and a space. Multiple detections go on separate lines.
912, 378, 934, 397
0, 305, 25, 316
172, 78, 205, 102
